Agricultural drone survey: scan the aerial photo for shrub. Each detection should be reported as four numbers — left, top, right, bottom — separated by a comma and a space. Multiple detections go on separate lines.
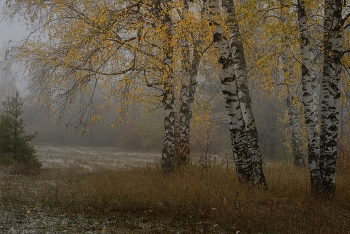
0, 92, 41, 172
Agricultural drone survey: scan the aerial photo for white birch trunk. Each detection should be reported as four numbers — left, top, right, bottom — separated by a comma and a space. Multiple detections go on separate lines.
178, 47, 201, 166
222, 0, 266, 186
297, 0, 321, 194
310, 48, 320, 131
286, 86, 305, 167
160, 4, 176, 172
209, 0, 254, 184
178, 83, 190, 165
280, 46, 305, 167
319, 0, 342, 198
162, 68, 176, 172
177, 43, 191, 166
176, 0, 202, 166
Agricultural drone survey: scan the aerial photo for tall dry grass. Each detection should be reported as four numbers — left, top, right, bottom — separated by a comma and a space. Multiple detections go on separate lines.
1, 163, 350, 233
84, 163, 350, 233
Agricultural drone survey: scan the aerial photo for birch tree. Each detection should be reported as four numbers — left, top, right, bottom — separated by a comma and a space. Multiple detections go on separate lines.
175, 1, 204, 166
208, 0, 252, 183
208, 0, 266, 186
158, 0, 177, 172
318, 0, 343, 198
223, 0, 267, 185
280, 48, 305, 167
297, 0, 321, 194
177, 46, 201, 166
3, 0, 211, 172
148, 0, 208, 170
274, 3, 305, 167
234, 0, 307, 166
297, 0, 344, 198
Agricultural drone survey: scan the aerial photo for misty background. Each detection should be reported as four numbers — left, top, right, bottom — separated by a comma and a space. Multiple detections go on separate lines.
0, 10, 348, 164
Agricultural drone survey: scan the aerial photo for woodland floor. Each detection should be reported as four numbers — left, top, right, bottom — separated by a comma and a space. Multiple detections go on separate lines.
0, 145, 349, 233
0, 146, 229, 233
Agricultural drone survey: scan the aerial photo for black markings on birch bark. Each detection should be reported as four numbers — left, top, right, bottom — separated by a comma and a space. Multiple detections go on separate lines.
223, 0, 266, 186
160, 2, 176, 173
175, 0, 201, 167
280, 37, 305, 167
297, 0, 321, 195
319, 0, 342, 199
209, 0, 267, 186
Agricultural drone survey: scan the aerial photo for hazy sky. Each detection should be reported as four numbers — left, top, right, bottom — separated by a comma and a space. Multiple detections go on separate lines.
0, 20, 28, 48
0, 0, 28, 45
0, 19, 29, 93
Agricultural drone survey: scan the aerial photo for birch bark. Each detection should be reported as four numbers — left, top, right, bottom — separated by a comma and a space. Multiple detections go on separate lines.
209, 0, 254, 184
297, 0, 321, 193
176, 1, 202, 166
286, 84, 305, 167
280, 47, 305, 167
161, 61, 176, 172
178, 47, 201, 165
222, 0, 266, 186
319, 0, 342, 198
159, 3, 176, 172
310, 45, 321, 132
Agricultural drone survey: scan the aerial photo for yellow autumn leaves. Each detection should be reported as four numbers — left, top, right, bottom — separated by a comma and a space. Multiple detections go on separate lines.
3, 0, 350, 128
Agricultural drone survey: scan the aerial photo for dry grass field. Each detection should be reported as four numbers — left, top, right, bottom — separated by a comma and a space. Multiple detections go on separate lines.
1, 145, 350, 233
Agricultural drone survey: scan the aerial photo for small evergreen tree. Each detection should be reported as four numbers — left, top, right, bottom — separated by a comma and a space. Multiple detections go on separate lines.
0, 92, 41, 171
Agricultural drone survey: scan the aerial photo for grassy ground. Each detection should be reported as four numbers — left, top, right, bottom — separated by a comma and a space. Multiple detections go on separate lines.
1, 147, 350, 233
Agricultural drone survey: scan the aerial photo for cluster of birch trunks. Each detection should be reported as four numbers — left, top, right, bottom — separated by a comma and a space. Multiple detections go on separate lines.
2, 0, 345, 200
160, 0, 344, 200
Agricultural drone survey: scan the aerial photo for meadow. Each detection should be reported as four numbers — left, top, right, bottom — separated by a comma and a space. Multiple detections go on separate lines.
0, 145, 349, 233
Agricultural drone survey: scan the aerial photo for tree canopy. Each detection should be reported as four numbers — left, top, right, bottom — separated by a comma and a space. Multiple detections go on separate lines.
2, 0, 350, 197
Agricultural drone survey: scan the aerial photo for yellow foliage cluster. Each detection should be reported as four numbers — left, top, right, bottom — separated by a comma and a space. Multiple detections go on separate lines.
4, 0, 214, 124
3, 0, 350, 128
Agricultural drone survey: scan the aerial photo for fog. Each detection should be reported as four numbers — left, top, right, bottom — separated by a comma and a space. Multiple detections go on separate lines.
1, 41, 347, 163
0, 2, 348, 165
0, 20, 28, 45
12, 76, 291, 163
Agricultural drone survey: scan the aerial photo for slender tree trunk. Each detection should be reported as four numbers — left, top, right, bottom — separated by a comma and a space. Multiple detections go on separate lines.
161, 5, 176, 173
280, 45, 305, 167
177, 35, 191, 167
178, 81, 190, 166
319, 0, 342, 199
297, 0, 320, 193
223, 0, 267, 186
178, 47, 201, 166
310, 45, 321, 132
286, 86, 305, 167
209, 0, 254, 184
162, 77, 176, 172
175, 1, 202, 166
319, 0, 333, 195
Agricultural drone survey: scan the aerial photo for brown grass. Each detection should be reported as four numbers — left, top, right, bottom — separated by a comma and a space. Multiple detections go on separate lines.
1, 162, 350, 233
83, 164, 350, 233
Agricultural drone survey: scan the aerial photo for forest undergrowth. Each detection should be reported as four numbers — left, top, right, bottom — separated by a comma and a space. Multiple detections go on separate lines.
1, 160, 350, 233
